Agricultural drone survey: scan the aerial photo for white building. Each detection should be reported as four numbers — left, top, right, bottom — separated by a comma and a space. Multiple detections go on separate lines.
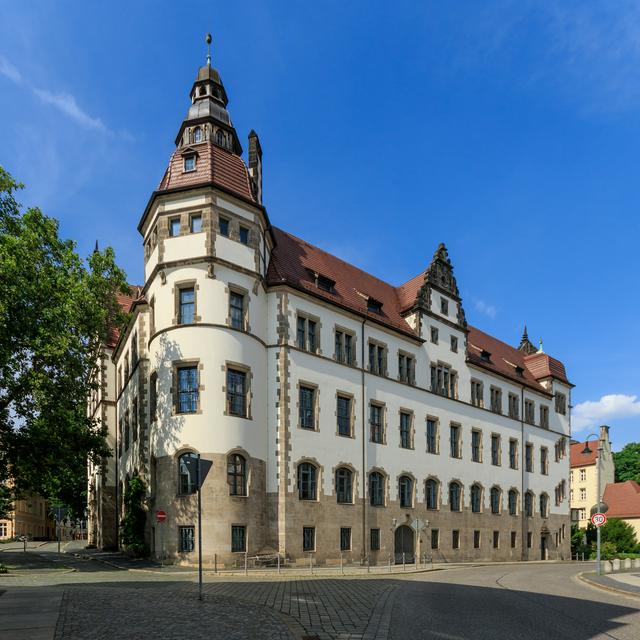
88, 49, 573, 566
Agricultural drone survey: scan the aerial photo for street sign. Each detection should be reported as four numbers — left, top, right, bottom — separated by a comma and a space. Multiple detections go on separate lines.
411, 518, 426, 532
156, 510, 167, 523
591, 513, 607, 527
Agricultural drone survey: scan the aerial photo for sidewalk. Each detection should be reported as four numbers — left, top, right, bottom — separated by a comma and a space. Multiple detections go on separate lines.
580, 570, 640, 598
0, 587, 63, 640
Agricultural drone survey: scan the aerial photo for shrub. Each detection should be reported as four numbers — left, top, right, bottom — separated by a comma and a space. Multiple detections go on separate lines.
120, 475, 148, 557
0, 563, 7, 574
600, 519, 639, 554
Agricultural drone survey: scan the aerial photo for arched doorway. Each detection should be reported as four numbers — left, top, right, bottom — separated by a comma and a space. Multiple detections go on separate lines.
394, 525, 415, 564
540, 533, 550, 560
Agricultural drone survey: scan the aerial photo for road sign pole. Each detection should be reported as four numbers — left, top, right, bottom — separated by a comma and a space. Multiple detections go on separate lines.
197, 454, 203, 602
160, 523, 164, 568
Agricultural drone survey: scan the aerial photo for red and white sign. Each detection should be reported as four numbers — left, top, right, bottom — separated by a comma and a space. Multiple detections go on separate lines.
591, 513, 607, 527
156, 510, 167, 524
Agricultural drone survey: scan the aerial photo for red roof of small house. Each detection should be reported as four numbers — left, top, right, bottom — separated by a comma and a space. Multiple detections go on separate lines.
603, 481, 640, 518
105, 286, 143, 349
157, 142, 255, 203
570, 441, 599, 467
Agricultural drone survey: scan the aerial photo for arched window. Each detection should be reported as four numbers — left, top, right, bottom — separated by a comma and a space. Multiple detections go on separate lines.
399, 475, 413, 508
490, 487, 501, 514
298, 463, 317, 500
426, 478, 439, 510
508, 489, 518, 516
539, 493, 549, 518
178, 452, 198, 495
471, 484, 482, 513
193, 126, 203, 143
449, 481, 461, 511
335, 467, 353, 504
369, 472, 385, 506
215, 129, 225, 147
524, 491, 534, 517
227, 454, 246, 496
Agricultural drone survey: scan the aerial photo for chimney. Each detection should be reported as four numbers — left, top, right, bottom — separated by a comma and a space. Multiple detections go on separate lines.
248, 129, 263, 204
599, 425, 610, 442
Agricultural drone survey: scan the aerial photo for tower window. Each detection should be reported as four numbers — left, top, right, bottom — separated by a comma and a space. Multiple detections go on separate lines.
239, 226, 249, 245
184, 156, 196, 172
215, 129, 225, 147
193, 127, 203, 143
219, 217, 230, 237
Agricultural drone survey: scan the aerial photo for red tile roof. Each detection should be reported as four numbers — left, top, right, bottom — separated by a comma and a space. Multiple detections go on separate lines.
267, 228, 569, 391
158, 142, 255, 203
603, 481, 640, 518
105, 287, 142, 349
570, 441, 599, 467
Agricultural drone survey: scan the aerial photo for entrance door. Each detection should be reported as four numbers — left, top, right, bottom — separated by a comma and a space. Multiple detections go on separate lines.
394, 525, 415, 564
540, 535, 548, 560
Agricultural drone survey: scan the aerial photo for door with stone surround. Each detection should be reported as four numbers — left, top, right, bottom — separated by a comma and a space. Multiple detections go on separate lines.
394, 525, 415, 564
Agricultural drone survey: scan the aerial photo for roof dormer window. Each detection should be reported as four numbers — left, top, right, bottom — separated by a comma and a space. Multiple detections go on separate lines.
367, 297, 383, 314
515, 366, 524, 377
308, 270, 335, 293
480, 349, 491, 362
184, 155, 196, 172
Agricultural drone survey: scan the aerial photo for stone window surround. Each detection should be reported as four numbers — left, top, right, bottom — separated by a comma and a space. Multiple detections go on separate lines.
333, 325, 357, 366
470, 482, 484, 513
508, 438, 519, 470
540, 446, 549, 475
296, 311, 322, 355
369, 400, 387, 445
173, 447, 200, 497
398, 407, 415, 449
227, 447, 252, 498
215, 210, 259, 248
449, 421, 463, 459
524, 490, 535, 517
172, 279, 201, 325
507, 487, 520, 516
471, 427, 483, 463
230, 523, 247, 553
490, 485, 503, 514
425, 475, 441, 510
490, 432, 502, 466
367, 339, 388, 376
294, 457, 323, 502
222, 361, 253, 420
426, 414, 440, 454
470, 378, 484, 407
397, 350, 416, 385
171, 360, 204, 416
490, 385, 503, 414
189, 210, 204, 234
296, 380, 320, 432
448, 478, 464, 512
397, 471, 417, 508
226, 283, 251, 332
332, 462, 358, 504
334, 391, 355, 438
367, 467, 388, 507
525, 442, 534, 473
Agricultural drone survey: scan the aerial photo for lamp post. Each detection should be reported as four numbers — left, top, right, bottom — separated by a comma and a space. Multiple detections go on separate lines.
581, 433, 605, 575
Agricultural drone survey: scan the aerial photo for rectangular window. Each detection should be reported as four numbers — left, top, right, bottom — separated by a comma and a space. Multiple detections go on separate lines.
229, 291, 245, 330
524, 400, 535, 425
580, 488, 586, 500
169, 217, 181, 237
370, 403, 384, 444
452, 530, 460, 549
239, 226, 249, 245
149, 371, 158, 422
177, 366, 198, 414
471, 429, 482, 462
400, 412, 412, 449
525, 443, 533, 473
540, 405, 549, 429
303, 526, 315, 552
471, 380, 483, 407
231, 525, 246, 552
493, 531, 500, 549
431, 528, 439, 549
450, 335, 458, 353
490, 387, 502, 414
555, 393, 567, 415
474, 530, 481, 549
450, 424, 461, 458
440, 297, 449, 315
340, 527, 351, 551
370, 528, 380, 551
179, 287, 195, 324
430, 326, 439, 344
580, 468, 586, 482
398, 353, 415, 384
132, 397, 138, 442
335, 330, 354, 365
426, 418, 438, 454
511, 531, 517, 548
430, 363, 456, 399
184, 156, 196, 172
509, 439, 518, 470
297, 316, 318, 353
219, 217, 230, 237
368, 341, 386, 375
541, 447, 549, 475
179, 526, 195, 552
508, 394, 519, 420
527, 532, 532, 549
337, 395, 352, 437
227, 368, 247, 417
299, 386, 315, 430
190, 214, 202, 233
491, 434, 501, 466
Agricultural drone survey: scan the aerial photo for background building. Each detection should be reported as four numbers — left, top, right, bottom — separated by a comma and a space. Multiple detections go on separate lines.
88, 47, 573, 566
0, 494, 53, 541
602, 481, 640, 540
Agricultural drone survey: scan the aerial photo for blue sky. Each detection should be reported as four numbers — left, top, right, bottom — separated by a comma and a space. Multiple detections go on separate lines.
1, 1, 639, 450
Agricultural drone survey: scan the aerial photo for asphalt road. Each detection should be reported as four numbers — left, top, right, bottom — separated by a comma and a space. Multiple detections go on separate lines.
391, 563, 640, 640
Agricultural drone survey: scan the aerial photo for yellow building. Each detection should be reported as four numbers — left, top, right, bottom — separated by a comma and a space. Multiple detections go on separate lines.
0, 495, 54, 541
570, 425, 615, 528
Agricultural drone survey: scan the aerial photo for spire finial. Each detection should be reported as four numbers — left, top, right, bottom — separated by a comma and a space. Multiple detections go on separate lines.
537, 338, 544, 354
93, 240, 99, 254
205, 33, 212, 67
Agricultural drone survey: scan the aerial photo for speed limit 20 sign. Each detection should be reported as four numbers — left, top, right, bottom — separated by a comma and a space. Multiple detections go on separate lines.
591, 513, 607, 527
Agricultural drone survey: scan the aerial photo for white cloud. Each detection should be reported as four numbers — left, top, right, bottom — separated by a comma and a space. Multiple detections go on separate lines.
473, 298, 497, 319
32, 87, 106, 132
572, 394, 640, 432
0, 56, 22, 84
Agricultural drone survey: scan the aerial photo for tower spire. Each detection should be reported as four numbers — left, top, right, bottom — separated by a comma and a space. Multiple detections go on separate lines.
517, 324, 537, 355
205, 33, 212, 67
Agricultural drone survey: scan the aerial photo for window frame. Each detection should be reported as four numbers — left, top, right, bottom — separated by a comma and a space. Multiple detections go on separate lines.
297, 462, 318, 501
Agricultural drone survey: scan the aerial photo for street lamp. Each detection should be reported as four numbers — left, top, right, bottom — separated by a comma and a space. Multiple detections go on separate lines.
581, 432, 607, 575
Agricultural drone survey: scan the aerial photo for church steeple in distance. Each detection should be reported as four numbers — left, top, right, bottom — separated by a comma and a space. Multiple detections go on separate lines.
517, 324, 537, 355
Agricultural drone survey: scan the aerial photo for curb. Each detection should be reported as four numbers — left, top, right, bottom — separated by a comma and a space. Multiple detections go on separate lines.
578, 572, 640, 599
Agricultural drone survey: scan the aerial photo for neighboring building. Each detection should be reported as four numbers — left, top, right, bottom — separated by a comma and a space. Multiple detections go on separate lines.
569, 425, 615, 528
602, 481, 640, 541
87, 46, 573, 565
0, 494, 54, 541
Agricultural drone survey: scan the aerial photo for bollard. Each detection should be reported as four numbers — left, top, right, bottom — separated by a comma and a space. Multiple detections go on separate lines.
367, 555, 370, 573
388, 554, 392, 573
277, 552, 281, 575
340, 553, 344, 575
403, 552, 406, 571
214, 553, 217, 574
244, 552, 248, 576
309, 552, 313, 575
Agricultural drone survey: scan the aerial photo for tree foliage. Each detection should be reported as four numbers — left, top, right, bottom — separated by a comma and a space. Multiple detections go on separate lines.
0, 166, 129, 518
120, 475, 148, 557
613, 442, 640, 483
600, 518, 639, 554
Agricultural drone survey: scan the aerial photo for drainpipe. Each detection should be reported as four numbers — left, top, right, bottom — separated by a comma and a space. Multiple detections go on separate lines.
520, 385, 525, 561
361, 318, 367, 565
115, 402, 119, 550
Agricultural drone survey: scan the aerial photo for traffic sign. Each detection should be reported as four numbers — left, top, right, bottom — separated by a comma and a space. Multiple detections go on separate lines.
156, 510, 167, 523
411, 518, 426, 532
591, 513, 607, 527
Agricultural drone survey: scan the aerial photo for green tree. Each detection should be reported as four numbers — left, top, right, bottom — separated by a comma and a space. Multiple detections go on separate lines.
613, 442, 640, 483
0, 166, 129, 518
120, 475, 148, 557
600, 518, 639, 554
